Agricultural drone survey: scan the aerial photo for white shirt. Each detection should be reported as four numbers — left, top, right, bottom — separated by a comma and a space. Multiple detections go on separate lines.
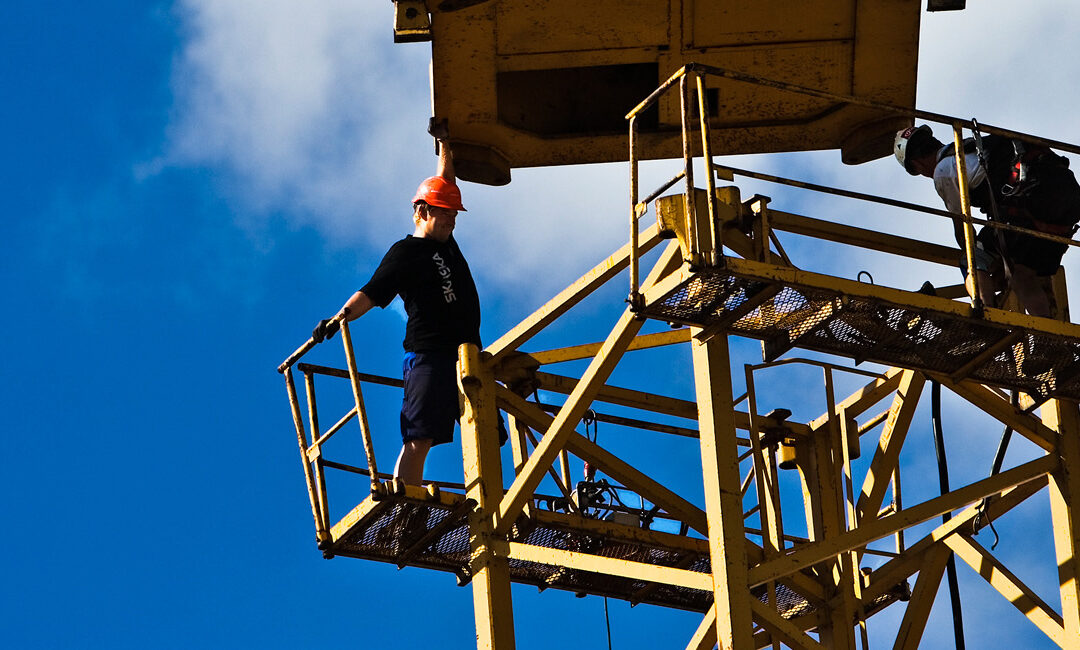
933, 147, 987, 214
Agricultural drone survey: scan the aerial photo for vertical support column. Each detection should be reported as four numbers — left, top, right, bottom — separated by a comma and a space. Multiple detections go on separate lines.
1043, 272, 1080, 647
691, 333, 753, 649
459, 343, 515, 650
807, 373, 857, 650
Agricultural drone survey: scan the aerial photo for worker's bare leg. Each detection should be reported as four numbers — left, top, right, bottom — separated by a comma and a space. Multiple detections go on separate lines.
394, 438, 433, 485
1009, 263, 1051, 317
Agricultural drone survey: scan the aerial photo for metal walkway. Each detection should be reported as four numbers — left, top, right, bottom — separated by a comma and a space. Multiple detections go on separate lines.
641, 257, 1080, 401
325, 484, 903, 619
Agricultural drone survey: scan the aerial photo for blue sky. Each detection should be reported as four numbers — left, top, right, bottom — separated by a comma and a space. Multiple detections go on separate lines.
5, 1, 1080, 648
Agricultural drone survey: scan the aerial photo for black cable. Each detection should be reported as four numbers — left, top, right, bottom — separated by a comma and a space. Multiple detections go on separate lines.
604, 596, 612, 650
973, 390, 1017, 549
931, 381, 967, 650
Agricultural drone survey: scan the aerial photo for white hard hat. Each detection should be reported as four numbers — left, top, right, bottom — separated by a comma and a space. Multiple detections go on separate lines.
894, 125, 935, 175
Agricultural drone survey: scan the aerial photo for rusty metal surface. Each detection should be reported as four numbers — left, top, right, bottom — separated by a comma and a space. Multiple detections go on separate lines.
641, 268, 1080, 400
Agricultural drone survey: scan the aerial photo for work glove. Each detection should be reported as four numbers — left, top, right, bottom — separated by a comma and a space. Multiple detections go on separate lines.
312, 318, 340, 343
428, 117, 449, 141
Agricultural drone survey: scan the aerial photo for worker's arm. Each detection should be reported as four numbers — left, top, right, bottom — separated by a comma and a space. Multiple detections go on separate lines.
312, 291, 376, 343
339, 290, 375, 322
430, 118, 455, 183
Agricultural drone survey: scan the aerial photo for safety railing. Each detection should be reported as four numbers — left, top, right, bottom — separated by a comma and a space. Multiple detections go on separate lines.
278, 314, 381, 547
279, 316, 471, 547
625, 62, 1080, 316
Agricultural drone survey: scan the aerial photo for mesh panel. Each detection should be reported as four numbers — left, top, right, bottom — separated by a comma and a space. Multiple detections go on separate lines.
326, 495, 903, 619
642, 268, 1080, 401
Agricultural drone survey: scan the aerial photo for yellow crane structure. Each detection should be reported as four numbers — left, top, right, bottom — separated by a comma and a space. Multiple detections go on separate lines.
280, 2, 1080, 648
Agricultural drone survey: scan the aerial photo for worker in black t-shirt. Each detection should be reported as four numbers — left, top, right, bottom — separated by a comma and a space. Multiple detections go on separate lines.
311, 120, 483, 485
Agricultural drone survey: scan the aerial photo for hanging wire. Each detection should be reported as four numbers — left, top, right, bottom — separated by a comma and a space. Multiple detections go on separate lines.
931, 381, 967, 650
604, 596, 613, 650
972, 390, 1018, 549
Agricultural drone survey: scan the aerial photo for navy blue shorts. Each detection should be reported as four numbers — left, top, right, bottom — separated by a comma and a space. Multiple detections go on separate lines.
401, 351, 459, 446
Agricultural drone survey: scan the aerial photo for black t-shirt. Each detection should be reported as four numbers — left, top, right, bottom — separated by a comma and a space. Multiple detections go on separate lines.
361, 235, 482, 353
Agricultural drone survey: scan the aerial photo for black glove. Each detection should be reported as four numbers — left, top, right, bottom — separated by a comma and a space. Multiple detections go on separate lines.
427, 117, 449, 141
312, 318, 340, 343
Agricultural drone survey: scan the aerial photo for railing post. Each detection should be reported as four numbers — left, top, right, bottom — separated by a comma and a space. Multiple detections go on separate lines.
339, 319, 380, 494
629, 114, 641, 309
680, 73, 701, 268
285, 367, 331, 547
951, 123, 984, 314
695, 71, 721, 266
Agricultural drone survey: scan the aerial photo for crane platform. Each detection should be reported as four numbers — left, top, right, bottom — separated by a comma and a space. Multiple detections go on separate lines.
324, 483, 904, 619
640, 256, 1080, 401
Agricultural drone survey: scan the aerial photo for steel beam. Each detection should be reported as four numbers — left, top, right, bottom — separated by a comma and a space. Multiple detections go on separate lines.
494, 243, 680, 536
486, 223, 662, 364
856, 371, 926, 523
749, 455, 1057, 588
945, 533, 1065, 645
459, 344, 516, 650
892, 544, 950, 650
691, 332, 754, 649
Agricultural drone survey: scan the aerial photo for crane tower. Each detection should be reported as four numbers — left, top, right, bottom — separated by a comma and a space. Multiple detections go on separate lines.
280, 2, 1080, 648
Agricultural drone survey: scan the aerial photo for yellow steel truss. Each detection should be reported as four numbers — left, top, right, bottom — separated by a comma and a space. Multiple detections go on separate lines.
278, 65, 1080, 648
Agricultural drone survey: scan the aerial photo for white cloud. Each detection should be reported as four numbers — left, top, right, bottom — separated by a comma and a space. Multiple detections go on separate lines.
165, 0, 433, 247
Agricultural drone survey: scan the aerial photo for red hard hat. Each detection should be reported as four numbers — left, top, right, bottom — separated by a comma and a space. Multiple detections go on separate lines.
412, 176, 466, 211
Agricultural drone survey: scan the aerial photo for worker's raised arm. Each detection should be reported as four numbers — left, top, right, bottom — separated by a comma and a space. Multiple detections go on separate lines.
429, 118, 455, 183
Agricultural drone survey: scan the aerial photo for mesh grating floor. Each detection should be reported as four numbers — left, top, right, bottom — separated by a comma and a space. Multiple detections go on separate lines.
642, 268, 1080, 400
328, 493, 898, 619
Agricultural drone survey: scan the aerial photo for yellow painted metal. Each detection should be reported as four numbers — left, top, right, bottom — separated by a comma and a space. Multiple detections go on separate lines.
691, 332, 754, 649
892, 544, 950, 650
284, 367, 330, 546
421, 0, 921, 184
498, 540, 712, 591
392, 0, 431, 43
751, 598, 828, 650
656, 187, 743, 264
951, 124, 983, 309
720, 256, 1080, 339
1043, 274, 1080, 646
685, 605, 717, 650
945, 533, 1066, 645
339, 320, 379, 492
486, 223, 662, 364
861, 477, 1048, 604
749, 455, 1057, 588
494, 243, 681, 535
939, 378, 1057, 452
458, 343, 516, 650
768, 208, 960, 266
529, 329, 690, 365
855, 371, 926, 523
497, 385, 709, 535
817, 367, 858, 650
280, 55, 1080, 646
